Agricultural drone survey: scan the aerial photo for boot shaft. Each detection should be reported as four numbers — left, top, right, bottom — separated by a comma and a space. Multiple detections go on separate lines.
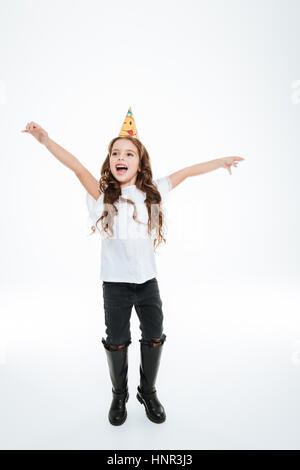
102, 338, 131, 395
139, 334, 166, 394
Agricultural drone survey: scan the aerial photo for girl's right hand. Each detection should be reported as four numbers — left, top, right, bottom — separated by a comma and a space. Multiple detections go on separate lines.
21, 121, 49, 145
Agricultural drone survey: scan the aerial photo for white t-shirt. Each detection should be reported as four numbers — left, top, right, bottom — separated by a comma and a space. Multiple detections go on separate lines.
86, 176, 172, 284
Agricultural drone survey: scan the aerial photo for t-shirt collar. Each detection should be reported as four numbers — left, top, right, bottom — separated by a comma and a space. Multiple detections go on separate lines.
121, 184, 136, 193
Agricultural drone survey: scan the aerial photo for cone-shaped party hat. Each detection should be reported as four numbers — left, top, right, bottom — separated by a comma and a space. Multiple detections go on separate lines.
119, 107, 139, 139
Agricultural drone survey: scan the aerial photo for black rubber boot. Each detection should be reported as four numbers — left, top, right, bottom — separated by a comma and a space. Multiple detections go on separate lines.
136, 334, 167, 424
102, 338, 131, 426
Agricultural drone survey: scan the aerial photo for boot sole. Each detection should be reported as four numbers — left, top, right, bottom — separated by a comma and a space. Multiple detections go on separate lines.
136, 392, 166, 424
109, 393, 129, 426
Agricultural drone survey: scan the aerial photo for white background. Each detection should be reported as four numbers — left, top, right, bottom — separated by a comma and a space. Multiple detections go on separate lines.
1, 0, 300, 450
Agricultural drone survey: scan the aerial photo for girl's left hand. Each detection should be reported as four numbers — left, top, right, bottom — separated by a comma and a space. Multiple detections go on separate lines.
219, 156, 245, 175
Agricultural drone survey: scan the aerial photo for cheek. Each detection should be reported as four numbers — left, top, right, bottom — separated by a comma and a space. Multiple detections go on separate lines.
133, 159, 140, 170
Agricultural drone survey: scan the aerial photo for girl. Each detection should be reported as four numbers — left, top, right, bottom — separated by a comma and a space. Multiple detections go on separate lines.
21, 110, 244, 427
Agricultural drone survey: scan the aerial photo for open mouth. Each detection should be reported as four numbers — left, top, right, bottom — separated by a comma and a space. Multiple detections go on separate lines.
115, 164, 128, 175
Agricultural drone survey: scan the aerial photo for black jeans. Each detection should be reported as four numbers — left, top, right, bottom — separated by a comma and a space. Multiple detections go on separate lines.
101, 277, 166, 349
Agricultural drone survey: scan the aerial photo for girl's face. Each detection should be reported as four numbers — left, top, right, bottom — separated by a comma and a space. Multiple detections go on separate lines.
110, 139, 140, 187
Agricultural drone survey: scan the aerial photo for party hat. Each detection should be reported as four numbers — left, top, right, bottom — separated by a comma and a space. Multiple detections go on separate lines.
119, 107, 139, 139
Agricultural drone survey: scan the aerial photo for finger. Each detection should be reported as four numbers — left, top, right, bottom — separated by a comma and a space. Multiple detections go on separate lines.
21, 130, 28, 132
27, 122, 35, 131
29, 121, 38, 131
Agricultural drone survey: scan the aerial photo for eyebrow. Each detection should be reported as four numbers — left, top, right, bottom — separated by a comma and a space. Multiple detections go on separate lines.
112, 148, 136, 154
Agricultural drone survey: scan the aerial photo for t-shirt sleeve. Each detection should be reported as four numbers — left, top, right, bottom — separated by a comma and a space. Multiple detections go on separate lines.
153, 175, 172, 202
86, 191, 104, 227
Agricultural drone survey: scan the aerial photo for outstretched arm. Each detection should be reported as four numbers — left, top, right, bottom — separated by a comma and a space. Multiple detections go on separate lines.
21, 121, 101, 200
168, 156, 245, 189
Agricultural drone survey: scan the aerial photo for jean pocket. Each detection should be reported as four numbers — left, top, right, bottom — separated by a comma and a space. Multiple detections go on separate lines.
147, 277, 159, 292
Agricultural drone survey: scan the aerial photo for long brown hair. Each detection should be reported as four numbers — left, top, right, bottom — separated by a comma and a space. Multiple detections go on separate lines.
89, 135, 167, 251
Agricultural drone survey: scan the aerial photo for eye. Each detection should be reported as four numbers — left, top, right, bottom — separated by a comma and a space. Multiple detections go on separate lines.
127, 152, 134, 156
